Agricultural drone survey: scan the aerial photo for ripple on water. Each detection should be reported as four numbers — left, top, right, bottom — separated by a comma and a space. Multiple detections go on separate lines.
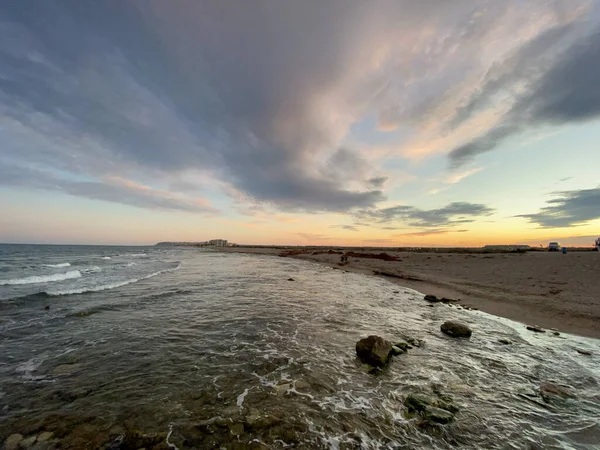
0, 251, 599, 449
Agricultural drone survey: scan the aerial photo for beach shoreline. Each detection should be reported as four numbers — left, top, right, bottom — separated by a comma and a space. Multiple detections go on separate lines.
216, 246, 600, 339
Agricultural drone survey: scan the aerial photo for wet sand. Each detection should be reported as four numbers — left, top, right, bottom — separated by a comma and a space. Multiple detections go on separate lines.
217, 247, 600, 339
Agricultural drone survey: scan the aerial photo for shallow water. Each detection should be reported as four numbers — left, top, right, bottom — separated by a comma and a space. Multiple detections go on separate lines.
1, 245, 599, 449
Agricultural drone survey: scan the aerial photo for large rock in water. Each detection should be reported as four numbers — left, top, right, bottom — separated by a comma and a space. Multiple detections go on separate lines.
356, 335, 393, 367
441, 321, 472, 338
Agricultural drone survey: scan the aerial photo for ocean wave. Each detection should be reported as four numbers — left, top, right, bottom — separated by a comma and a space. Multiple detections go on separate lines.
101, 257, 111, 260
44, 263, 71, 268
81, 266, 102, 274
45, 265, 180, 296
0, 270, 82, 286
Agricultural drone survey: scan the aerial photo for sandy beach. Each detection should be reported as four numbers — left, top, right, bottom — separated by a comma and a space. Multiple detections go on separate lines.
218, 246, 600, 339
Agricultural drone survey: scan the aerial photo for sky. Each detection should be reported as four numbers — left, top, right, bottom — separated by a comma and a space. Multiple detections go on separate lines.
1, 0, 600, 247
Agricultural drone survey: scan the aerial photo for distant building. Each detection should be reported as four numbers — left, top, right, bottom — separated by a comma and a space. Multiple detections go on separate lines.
207, 239, 228, 247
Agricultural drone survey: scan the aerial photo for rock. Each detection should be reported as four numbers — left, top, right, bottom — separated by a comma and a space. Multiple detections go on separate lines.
390, 345, 405, 356
526, 325, 545, 333
4, 434, 23, 450
576, 349, 592, 356
393, 291, 399, 294
437, 401, 459, 414
498, 339, 512, 345
394, 341, 411, 352
20, 435, 37, 447
440, 297, 459, 303
274, 383, 290, 395
229, 423, 244, 435
44, 305, 50, 310
441, 321, 472, 338
405, 337, 423, 347
540, 381, 574, 402
424, 406, 454, 424
52, 363, 82, 376
404, 394, 433, 413
355, 335, 393, 367
287, 278, 294, 281
424, 294, 439, 302
37, 432, 54, 442
553, 331, 560, 336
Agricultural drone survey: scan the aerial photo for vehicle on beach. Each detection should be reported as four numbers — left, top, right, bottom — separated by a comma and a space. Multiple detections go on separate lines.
548, 242, 561, 252
595, 237, 600, 251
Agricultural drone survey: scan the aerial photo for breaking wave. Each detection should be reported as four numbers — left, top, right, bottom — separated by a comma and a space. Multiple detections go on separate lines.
44, 263, 71, 268
45, 265, 180, 296
0, 270, 82, 286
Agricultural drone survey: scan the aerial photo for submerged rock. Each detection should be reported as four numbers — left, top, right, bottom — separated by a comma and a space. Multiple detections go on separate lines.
37, 432, 54, 442
424, 406, 454, 424
390, 345, 405, 356
355, 336, 393, 367
576, 349, 592, 356
20, 435, 37, 447
540, 381, 575, 403
4, 434, 23, 450
52, 363, 82, 376
498, 338, 512, 345
404, 394, 433, 413
287, 277, 295, 281
441, 321, 472, 338
393, 341, 411, 352
404, 393, 458, 425
526, 325, 545, 333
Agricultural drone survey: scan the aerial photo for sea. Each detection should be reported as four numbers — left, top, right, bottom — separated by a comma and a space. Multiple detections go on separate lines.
0, 244, 599, 449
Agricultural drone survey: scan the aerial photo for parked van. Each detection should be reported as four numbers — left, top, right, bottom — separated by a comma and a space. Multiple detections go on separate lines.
548, 242, 561, 252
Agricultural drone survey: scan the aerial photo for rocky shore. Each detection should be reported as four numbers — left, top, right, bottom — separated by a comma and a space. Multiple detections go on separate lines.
217, 246, 600, 338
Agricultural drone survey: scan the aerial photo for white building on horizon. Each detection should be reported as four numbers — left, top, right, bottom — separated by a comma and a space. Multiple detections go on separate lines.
207, 239, 228, 247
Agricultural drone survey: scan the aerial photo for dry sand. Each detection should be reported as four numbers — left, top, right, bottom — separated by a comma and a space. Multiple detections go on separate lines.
217, 246, 600, 339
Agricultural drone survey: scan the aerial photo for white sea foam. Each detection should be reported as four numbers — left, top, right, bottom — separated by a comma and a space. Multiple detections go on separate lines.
44, 263, 71, 268
45, 265, 180, 296
81, 266, 102, 274
0, 270, 82, 286
236, 388, 249, 407
102, 256, 111, 260
166, 423, 179, 450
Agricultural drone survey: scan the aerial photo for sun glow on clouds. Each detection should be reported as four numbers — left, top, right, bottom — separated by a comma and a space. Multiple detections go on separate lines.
1, 0, 599, 244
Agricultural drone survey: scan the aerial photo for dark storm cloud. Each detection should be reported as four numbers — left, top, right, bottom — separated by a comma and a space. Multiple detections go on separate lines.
356, 202, 494, 228
450, 26, 600, 165
516, 187, 600, 228
0, 164, 216, 214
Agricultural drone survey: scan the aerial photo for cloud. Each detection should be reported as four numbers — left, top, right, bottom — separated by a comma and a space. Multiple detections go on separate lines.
394, 229, 469, 237
429, 167, 483, 194
329, 224, 359, 231
449, 16, 600, 165
356, 202, 494, 228
516, 186, 600, 228
0, 1, 595, 215
296, 233, 331, 241
0, 164, 217, 214
367, 176, 389, 189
